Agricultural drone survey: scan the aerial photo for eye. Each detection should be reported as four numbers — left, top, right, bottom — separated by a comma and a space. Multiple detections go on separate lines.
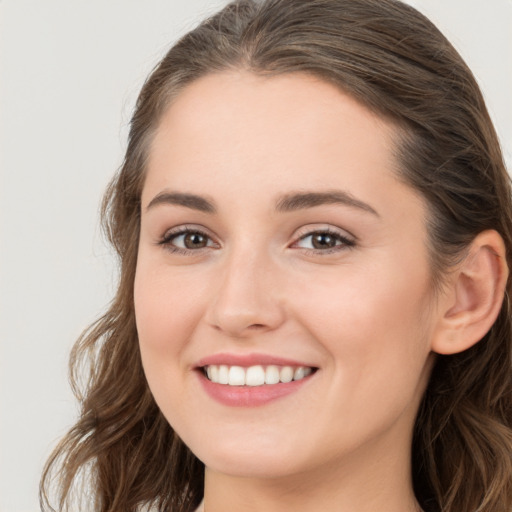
159, 227, 218, 253
293, 229, 355, 253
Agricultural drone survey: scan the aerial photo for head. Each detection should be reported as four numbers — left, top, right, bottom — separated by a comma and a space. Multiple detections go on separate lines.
42, 1, 512, 511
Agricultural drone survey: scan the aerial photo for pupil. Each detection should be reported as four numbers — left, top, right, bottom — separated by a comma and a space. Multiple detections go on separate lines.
312, 233, 335, 249
184, 232, 207, 248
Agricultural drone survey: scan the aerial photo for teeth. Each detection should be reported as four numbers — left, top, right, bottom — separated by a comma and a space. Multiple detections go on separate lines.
265, 365, 280, 385
228, 366, 245, 386
218, 365, 229, 384
203, 364, 314, 386
280, 366, 294, 383
293, 367, 305, 380
209, 365, 219, 382
246, 365, 265, 386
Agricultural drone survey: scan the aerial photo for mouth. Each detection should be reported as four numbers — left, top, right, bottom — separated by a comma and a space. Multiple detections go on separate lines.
201, 364, 316, 386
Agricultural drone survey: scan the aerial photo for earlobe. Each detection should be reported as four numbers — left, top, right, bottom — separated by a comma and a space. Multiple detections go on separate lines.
432, 230, 509, 355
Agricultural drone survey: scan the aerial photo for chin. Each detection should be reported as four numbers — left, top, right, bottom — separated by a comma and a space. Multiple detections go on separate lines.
183, 428, 314, 479
201, 451, 306, 480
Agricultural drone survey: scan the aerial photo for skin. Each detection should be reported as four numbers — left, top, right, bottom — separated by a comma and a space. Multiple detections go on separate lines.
134, 71, 449, 512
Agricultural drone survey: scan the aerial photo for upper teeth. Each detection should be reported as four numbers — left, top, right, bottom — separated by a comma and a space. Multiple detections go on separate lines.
205, 365, 313, 386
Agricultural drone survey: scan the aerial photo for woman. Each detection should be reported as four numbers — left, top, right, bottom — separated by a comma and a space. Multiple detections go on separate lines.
40, 0, 512, 511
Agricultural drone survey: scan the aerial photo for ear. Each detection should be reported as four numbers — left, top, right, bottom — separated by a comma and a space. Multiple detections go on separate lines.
431, 230, 509, 355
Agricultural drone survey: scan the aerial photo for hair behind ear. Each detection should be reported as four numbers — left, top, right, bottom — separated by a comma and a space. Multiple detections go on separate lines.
413, 233, 512, 512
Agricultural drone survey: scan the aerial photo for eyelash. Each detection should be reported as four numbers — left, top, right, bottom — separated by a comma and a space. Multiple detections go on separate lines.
158, 226, 216, 255
292, 228, 356, 255
158, 226, 356, 255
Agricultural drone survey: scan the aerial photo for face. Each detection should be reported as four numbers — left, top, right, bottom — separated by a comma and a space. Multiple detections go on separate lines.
135, 71, 440, 480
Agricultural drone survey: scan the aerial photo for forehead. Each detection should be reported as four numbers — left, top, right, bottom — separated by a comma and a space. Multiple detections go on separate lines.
152, 71, 397, 152
142, 71, 425, 228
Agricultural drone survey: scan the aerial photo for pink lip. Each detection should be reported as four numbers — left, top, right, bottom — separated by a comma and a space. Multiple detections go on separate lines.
195, 352, 314, 368
197, 371, 313, 407
194, 353, 318, 407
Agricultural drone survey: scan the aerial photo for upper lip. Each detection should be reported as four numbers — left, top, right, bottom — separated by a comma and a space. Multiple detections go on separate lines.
195, 352, 317, 368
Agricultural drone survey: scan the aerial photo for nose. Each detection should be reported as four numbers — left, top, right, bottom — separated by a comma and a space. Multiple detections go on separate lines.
206, 249, 286, 338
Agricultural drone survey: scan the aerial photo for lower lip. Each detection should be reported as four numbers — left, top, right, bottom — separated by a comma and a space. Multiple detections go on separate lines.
197, 371, 313, 407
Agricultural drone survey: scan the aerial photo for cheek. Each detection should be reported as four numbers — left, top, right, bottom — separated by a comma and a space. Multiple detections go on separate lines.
134, 262, 204, 349
295, 257, 434, 392
294, 270, 433, 452
133, 261, 209, 422
299, 256, 430, 332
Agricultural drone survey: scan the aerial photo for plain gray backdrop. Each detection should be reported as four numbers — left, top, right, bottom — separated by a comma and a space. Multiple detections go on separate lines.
1, 1, 511, 510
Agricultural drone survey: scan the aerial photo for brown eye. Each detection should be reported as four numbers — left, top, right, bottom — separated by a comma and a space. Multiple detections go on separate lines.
183, 232, 209, 249
311, 233, 338, 249
160, 228, 216, 252
294, 229, 355, 253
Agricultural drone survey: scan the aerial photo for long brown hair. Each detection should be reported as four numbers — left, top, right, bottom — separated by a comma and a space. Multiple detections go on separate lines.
40, 1, 512, 511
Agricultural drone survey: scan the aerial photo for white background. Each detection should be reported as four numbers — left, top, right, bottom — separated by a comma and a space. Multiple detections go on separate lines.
1, 1, 510, 511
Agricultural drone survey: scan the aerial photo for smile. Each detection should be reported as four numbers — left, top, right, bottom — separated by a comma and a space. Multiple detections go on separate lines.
203, 364, 314, 386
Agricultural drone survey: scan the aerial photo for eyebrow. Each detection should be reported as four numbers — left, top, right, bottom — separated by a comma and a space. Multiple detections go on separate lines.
146, 192, 216, 213
145, 189, 379, 217
276, 190, 379, 216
